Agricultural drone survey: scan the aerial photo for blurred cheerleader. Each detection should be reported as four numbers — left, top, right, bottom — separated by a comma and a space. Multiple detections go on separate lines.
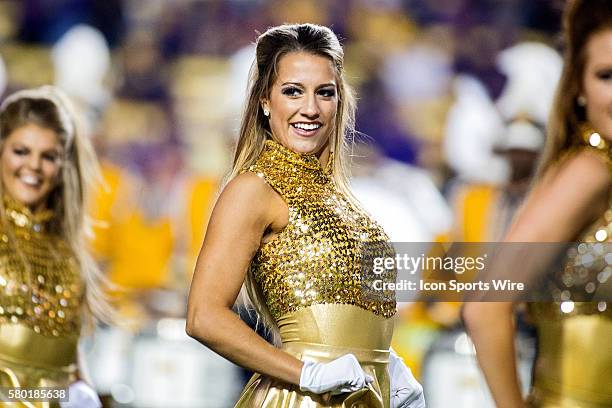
0, 86, 111, 408
464, 1, 612, 407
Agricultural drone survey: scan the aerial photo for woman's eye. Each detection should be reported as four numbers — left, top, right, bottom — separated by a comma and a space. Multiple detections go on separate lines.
42, 153, 59, 163
318, 88, 336, 98
596, 70, 612, 80
13, 148, 27, 156
282, 87, 302, 97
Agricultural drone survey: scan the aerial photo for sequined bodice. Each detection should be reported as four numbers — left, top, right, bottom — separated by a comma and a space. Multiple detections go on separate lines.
244, 140, 396, 320
0, 197, 82, 337
531, 146, 612, 316
528, 145, 612, 406
529, 209, 612, 325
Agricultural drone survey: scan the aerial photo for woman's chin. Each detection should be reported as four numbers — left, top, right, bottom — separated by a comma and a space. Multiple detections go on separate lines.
288, 138, 327, 156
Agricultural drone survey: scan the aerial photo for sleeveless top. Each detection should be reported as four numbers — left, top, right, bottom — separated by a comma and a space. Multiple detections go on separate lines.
243, 139, 396, 321
528, 144, 612, 407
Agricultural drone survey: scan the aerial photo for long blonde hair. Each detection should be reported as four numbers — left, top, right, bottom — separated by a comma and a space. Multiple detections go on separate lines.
537, 0, 612, 178
229, 24, 356, 343
0, 86, 115, 331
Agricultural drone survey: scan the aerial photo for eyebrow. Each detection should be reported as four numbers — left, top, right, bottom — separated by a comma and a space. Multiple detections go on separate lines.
10, 142, 62, 153
280, 81, 337, 88
592, 64, 612, 69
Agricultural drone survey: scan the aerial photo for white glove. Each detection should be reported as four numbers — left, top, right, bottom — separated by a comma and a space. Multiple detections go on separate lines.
389, 349, 426, 408
299, 353, 374, 395
60, 380, 102, 408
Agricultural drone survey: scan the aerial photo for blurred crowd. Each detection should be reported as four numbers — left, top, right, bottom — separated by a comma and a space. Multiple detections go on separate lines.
0, 0, 566, 406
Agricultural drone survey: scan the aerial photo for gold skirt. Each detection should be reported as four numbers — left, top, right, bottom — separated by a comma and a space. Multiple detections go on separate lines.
0, 323, 78, 408
234, 304, 395, 408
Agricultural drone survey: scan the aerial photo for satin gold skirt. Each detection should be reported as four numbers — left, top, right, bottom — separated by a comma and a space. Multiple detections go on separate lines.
0, 323, 77, 408
234, 304, 395, 408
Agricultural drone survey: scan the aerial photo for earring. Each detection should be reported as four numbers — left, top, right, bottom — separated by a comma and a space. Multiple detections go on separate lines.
263, 108, 270, 117
577, 95, 587, 107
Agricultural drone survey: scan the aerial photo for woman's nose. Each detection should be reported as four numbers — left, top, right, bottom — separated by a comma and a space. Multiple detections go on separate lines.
300, 93, 320, 118
27, 154, 42, 170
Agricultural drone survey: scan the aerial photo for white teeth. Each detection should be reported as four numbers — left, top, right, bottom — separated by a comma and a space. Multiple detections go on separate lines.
20, 175, 41, 186
293, 123, 321, 131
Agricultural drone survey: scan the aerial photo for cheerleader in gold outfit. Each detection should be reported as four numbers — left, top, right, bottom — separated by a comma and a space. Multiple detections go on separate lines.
0, 86, 107, 408
186, 24, 425, 407
464, 1, 612, 407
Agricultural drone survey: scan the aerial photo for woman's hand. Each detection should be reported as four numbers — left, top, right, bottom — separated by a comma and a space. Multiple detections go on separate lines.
299, 354, 373, 395
388, 349, 426, 408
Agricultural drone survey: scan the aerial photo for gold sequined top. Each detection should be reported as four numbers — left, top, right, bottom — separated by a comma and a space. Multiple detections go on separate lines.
532, 144, 612, 312
0, 195, 83, 337
528, 143, 612, 407
243, 139, 396, 321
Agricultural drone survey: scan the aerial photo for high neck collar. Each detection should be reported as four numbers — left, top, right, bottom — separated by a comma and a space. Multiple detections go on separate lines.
263, 139, 333, 174
3, 194, 54, 232
581, 124, 612, 159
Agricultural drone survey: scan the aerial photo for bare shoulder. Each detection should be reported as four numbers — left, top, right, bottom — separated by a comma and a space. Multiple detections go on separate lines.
215, 172, 275, 213
222, 171, 275, 199
209, 171, 285, 230
542, 148, 611, 198
506, 148, 610, 242
566, 147, 610, 177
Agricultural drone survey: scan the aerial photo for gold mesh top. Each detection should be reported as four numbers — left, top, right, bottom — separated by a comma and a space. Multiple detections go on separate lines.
0, 196, 83, 337
243, 139, 396, 320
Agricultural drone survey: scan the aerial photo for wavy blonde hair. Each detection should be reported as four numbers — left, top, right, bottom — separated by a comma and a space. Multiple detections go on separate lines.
537, 0, 612, 178
228, 24, 356, 344
0, 86, 116, 332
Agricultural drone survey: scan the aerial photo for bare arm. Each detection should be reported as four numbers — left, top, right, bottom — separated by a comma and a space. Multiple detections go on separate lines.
186, 172, 303, 385
463, 150, 610, 407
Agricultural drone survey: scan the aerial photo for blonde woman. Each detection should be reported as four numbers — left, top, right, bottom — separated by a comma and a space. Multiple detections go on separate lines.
464, 1, 612, 406
186, 24, 425, 407
0, 86, 109, 408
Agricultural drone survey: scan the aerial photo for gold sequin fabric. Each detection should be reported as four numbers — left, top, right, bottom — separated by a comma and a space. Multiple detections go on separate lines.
243, 139, 396, 320
0, 196, 82, 337
530, 211, 612, 318
539, 208, 612, 312
528, 143, 612, 407
533, 145, 612, 314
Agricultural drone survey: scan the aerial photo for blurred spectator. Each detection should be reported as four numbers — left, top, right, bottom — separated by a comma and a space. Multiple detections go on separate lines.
52, 24, 111, 112
17, 0, 125, 46
449, 42, 562, 242
90, 102, 217, 322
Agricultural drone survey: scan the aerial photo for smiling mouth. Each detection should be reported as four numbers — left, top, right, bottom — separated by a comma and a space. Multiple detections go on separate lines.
291, 122, 323, 136
19, 174, 42, 187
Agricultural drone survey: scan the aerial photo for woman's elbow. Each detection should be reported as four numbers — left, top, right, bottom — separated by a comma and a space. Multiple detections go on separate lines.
461, 302, 481, 332
185, 305, 215, 344
462, 302, 512, 333
185, 309, 199, 339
